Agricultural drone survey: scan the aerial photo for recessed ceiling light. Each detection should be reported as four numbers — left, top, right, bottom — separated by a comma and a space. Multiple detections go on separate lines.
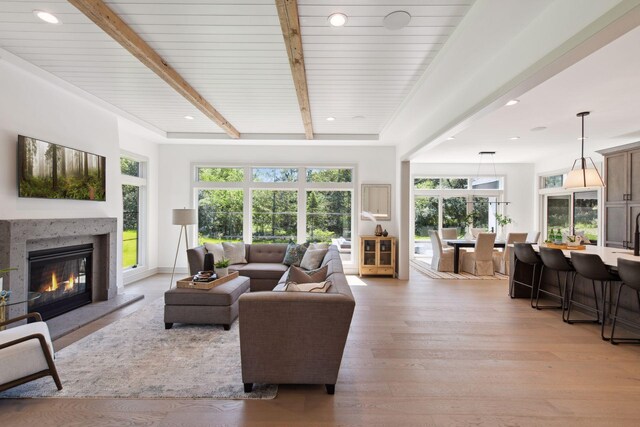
184, 115, 194, 120
352, 115, 365, 120
446, 136, 456, 140
509, 136, 520, 140
530, 126, 547, 132
326, 117, 336, 121
505, 99, 519, 106
383, 11, 411, 30
33, 10, 60, 24
328, 13, 347, 27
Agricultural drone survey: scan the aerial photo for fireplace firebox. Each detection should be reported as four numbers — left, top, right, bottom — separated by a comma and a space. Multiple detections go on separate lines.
28, 244, 93, 320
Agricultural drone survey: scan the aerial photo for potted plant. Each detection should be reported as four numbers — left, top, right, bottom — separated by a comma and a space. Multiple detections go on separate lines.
0, 267, 17, 295
214, 258, 230, 278
495, 213, 512, 238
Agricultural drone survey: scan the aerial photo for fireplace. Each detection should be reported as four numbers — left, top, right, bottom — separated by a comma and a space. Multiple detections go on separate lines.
28, 244, 93, 320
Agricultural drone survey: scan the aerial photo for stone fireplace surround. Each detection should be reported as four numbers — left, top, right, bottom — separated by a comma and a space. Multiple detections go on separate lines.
0, 218, 140, 337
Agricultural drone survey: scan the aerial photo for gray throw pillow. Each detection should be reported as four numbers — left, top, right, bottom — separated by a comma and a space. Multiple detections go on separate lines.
283, 281, 332, 293
300, 248, 328, 270
282, 242, 308, 267
288, 265, 328, 283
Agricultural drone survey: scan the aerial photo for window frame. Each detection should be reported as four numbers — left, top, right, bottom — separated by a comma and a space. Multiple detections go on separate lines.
191, 163, 357, 265
120, 152, 148, 276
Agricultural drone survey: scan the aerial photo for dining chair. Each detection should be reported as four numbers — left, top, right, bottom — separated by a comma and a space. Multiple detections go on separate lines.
470, 228, 486, 239
526, 231, 541, 244
429, 231, 465, 272
610, 258, 640, 345
461, 233, 496, 276
493, 232, 528, 275
440, 228, 458, 240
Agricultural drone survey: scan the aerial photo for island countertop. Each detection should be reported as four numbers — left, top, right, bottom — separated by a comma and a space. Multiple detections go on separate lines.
531, 244, 639, 268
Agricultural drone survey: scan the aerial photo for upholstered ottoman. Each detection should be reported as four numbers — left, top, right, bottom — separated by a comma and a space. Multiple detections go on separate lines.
164, 276, 250, 330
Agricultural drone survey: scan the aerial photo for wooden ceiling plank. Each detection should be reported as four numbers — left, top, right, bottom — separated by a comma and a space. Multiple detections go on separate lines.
67, 0, 240, 138
275, 0, 313, 140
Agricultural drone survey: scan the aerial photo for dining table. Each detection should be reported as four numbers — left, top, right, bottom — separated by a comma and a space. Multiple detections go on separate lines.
443, 239, 506, 274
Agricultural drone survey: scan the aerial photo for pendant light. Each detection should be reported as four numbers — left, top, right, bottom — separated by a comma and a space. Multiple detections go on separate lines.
564, 111, 605, 188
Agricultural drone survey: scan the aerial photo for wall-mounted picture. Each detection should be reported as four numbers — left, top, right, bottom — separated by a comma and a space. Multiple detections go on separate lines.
18, 135, 106, 201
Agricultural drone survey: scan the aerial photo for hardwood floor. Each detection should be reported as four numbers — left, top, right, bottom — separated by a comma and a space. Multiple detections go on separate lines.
2, 269, 640, 426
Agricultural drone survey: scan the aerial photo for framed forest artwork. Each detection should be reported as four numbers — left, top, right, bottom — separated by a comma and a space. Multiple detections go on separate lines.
18, 135, 106, 201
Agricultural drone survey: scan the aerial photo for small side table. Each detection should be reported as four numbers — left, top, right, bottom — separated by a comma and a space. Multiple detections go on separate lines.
0, 292, 41, 330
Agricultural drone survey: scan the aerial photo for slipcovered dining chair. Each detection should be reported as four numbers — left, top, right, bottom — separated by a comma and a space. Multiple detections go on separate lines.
0, 312, 62, 392
429, 231, 466, 272
469, 228, 487, 239
440, 228, 458, 240
493, 232, 528, 275
461, 233, 497, 276
526, 231, 541, 244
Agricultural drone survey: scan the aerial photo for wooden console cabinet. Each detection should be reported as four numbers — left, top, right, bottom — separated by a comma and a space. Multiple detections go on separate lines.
359, 236, 396, 277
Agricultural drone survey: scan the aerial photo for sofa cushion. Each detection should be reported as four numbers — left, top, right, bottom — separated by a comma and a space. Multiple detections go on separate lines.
233, 263, 289, 280
248, 243, 288, 263
282, 242, 308, 266
300, 248, 328, 270
204, 242, 225, 263
223, 242, 247, 264
165, 276, 250, 306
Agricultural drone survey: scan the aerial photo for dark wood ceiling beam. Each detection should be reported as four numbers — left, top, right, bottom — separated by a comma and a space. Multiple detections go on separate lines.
275, 0, 314, 140
68, 0, 240, 138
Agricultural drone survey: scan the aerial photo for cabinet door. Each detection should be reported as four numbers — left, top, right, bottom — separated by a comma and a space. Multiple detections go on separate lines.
605, 204, 627, 248
629, 149, 640, 202
377, 238, 393, 267
605, 153, 627, 203
362, 238, 377, 266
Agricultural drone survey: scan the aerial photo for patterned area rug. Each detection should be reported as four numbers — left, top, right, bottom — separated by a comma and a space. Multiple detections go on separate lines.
411, 260, 508, 280
0, 298, 277, 399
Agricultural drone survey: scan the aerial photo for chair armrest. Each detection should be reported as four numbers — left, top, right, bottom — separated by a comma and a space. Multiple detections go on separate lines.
0, 332, 49, 352
0, 312, 42, 328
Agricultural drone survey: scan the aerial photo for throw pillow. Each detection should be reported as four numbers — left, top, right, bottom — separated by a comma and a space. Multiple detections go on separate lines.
300, 248, 328, 270
222, 242, 247, 265
204, 242, 225, 263
283, 281, 332, 293
282, 242, 308, 267
288, 265, 328, 283
308, 242, 329, 250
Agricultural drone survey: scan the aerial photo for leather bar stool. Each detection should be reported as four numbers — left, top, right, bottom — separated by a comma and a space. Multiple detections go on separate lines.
511, 243, 541, 307
568, 252, 620, 341
610, 258, 640, 345
536, 247, 574, 317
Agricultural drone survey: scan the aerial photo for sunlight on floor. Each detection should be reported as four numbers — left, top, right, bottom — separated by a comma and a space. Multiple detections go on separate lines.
346, 275, 368, 287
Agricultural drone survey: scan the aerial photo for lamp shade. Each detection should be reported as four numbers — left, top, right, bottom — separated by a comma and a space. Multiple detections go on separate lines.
564, 167, 604, 189
172, 208, 197, 225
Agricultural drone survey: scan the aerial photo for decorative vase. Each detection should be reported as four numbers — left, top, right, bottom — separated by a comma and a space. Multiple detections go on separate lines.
214, 267, 228, 277
375, 224, 383, 236
382, 229, 388, 237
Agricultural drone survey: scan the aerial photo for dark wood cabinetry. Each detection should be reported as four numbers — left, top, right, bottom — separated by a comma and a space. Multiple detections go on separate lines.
603, 145, 640, 248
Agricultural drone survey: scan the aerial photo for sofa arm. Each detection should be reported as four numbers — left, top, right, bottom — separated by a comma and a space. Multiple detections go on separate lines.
238, 292, 355, 385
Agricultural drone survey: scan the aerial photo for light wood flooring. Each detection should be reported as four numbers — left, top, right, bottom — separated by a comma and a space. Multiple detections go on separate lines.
2, 269, 640, 426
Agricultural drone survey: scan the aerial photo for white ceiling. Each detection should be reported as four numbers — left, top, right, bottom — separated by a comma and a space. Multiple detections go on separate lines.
411, 22, 640, 164
0, 0, 474, 137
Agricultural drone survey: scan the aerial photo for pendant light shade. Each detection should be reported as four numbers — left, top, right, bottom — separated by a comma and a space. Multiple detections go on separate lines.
564, 111, 605, 189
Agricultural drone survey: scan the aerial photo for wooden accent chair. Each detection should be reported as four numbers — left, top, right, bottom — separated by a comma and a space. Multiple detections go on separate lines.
0, 312, 62, 392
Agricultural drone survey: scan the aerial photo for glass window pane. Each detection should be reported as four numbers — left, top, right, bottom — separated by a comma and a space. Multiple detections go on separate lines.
574, 191, 598, 243
306, 190, 352, 262
547, 195, 571, 237
414, 178, 439, 189
120, 158, 140, 177
471, 177, 502, 189
198, 189, 244, 243
543, 175, 564, 189
441, 178, 468, 189
122, 185, 139, 268
414, 196, 438, 256
443, 197, 467, 237
306, 168, 352, 182
252, 168, 298, 182
198, 167, 244, 182
470, 196, 498, 231
252, 190, 297, 243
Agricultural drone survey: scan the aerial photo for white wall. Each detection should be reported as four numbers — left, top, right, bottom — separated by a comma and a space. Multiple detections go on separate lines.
157, 144, 397, 273
409, 162, 536, 233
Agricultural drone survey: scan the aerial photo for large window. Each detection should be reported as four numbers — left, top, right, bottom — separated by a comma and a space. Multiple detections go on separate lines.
193, 166, 355, 261
121, 156, 146, 270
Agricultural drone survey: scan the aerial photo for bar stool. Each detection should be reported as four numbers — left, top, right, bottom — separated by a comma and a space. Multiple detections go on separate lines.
511, 243, 541, 307
568, 252, 619, 341
610, 258, 640, 345
536, 247, 574, 317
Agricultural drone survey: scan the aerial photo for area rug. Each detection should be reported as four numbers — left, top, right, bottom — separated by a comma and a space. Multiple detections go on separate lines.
411, 260, 508, 280
0, 298, 277, 399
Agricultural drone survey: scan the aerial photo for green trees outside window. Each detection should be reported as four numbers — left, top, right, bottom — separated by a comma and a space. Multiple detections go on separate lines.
252, 190, 298, 243
198, 190, 244, 243
122, 184, 139, 268
307, 191, 352, 243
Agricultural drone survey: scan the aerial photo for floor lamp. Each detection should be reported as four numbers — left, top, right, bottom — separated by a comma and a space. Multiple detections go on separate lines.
169, 208, 197, 290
